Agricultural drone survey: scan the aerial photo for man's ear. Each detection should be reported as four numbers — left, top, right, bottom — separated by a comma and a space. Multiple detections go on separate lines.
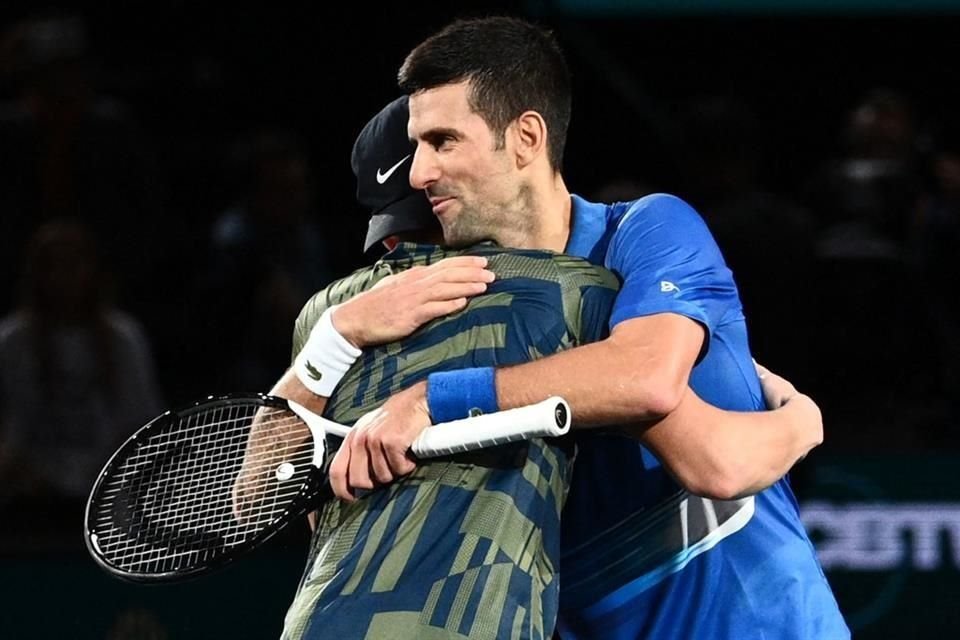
513, 110, 547, 169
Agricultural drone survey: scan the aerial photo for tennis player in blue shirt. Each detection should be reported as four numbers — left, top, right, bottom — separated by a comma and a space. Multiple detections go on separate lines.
301, 16, 848, 640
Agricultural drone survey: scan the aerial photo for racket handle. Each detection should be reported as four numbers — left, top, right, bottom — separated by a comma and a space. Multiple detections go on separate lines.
411, 396, 571, 458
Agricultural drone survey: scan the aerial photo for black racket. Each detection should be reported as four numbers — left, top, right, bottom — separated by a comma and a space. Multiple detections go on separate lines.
84, 393, 570, 583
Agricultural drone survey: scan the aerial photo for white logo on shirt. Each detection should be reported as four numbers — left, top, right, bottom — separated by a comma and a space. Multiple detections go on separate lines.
660, 281, 680, 293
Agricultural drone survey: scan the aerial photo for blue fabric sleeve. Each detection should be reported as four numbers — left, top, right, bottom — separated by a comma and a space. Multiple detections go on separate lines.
604, 194, 742, 341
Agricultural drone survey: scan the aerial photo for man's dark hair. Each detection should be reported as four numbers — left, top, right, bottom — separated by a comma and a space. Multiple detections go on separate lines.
398, 16, 571, 171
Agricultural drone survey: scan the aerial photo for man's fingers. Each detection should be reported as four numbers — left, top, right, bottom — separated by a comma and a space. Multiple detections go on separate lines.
329, 442, 353, 501
758, 371, 798, 409
421, 281, 489, 303
423, 265, 496, 284
753, 359, 771, 379
382, 437, 417, 478
369, 267, 419, 291
370, 441, 395, 485
348, 432, 376, 492
424, 255, 489, 272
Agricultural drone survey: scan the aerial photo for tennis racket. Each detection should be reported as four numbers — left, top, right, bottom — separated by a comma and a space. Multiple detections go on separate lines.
84, 393, 570, 584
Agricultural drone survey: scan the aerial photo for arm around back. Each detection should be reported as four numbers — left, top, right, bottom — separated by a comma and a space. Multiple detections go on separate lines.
635, 386, 822, 500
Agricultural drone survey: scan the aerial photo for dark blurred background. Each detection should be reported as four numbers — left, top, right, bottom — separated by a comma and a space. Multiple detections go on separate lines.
1, 1, 958, 638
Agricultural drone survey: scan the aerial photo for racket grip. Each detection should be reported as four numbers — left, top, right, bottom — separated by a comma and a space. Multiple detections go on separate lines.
411, 396, 571, 458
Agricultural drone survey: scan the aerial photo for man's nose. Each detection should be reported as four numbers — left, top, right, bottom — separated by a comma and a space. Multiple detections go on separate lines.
410, 145, 440, 190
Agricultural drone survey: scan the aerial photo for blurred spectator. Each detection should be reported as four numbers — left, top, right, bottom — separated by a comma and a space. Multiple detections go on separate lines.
0, 220, 163, 506
908, 125, 960, 434
801, 88, 938, 449
806, 88, 924, 257
677, 95, 818, 386
0, 11, 166, 316
190, 129, 335, 392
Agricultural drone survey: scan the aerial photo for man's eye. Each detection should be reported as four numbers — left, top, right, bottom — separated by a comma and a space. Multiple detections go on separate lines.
434, 135, 455, 150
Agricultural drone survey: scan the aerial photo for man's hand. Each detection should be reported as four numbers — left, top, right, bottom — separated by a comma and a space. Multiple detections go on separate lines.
755, 360, 799, 409
333, 256, 495, 348
329, 381, 432, 501
755, 360, 823, 463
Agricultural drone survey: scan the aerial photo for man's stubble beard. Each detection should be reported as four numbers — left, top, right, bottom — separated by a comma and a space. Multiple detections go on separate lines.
442, 183, 538, 249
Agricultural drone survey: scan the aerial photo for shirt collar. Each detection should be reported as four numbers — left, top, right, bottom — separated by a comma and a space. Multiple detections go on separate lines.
565, 194, 608, 263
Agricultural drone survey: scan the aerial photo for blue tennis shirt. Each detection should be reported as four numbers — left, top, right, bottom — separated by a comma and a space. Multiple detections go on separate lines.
558, 193, 849, 639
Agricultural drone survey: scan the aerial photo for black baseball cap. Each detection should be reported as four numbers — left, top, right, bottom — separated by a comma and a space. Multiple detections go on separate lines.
351, 96, 437, 252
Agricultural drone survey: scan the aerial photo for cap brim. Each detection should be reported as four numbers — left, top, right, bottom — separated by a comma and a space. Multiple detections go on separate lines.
364, 191, 438, 252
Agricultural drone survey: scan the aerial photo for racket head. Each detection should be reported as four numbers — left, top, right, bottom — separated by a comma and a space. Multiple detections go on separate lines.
84, 393, 328, 584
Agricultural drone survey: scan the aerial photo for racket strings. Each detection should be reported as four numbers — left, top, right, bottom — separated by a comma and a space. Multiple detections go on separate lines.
90, 402, 316, 574
97, 413, 307, 488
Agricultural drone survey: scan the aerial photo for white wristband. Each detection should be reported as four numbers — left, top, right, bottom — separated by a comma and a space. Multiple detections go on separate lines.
293, 306, 362, 397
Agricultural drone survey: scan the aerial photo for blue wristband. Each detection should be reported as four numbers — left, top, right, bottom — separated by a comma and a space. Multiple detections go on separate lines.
426, 367, 498, 423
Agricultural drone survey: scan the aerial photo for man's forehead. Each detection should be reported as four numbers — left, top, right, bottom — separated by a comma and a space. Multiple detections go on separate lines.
407, 82, 477, 138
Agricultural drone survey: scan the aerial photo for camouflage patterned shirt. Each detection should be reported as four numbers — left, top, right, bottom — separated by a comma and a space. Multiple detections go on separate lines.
281, 243, 618, 640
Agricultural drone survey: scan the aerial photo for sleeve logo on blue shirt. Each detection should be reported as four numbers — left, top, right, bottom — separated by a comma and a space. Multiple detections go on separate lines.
660, 281, 681, 294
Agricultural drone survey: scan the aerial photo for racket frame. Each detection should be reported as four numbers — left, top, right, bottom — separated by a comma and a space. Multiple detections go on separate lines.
84, 393, 571, 583
84, 393, 328, 584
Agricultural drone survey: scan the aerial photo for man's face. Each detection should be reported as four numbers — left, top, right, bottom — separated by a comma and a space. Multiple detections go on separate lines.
408, 81, 535, 248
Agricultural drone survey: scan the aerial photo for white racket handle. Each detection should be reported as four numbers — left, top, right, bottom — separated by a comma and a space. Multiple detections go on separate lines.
412, 396, 570, 457
293, 396, 571, 460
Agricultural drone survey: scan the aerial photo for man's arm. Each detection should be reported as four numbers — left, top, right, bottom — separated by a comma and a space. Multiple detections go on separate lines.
631, 385, 821, 500
328, 310, 822, 501
324, 200, 822, 501
274, 254, 494, 522
283, 255, 495, 415
491, 315, 822, 499
332, 255, 495, 348
491, 313, 702, 425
